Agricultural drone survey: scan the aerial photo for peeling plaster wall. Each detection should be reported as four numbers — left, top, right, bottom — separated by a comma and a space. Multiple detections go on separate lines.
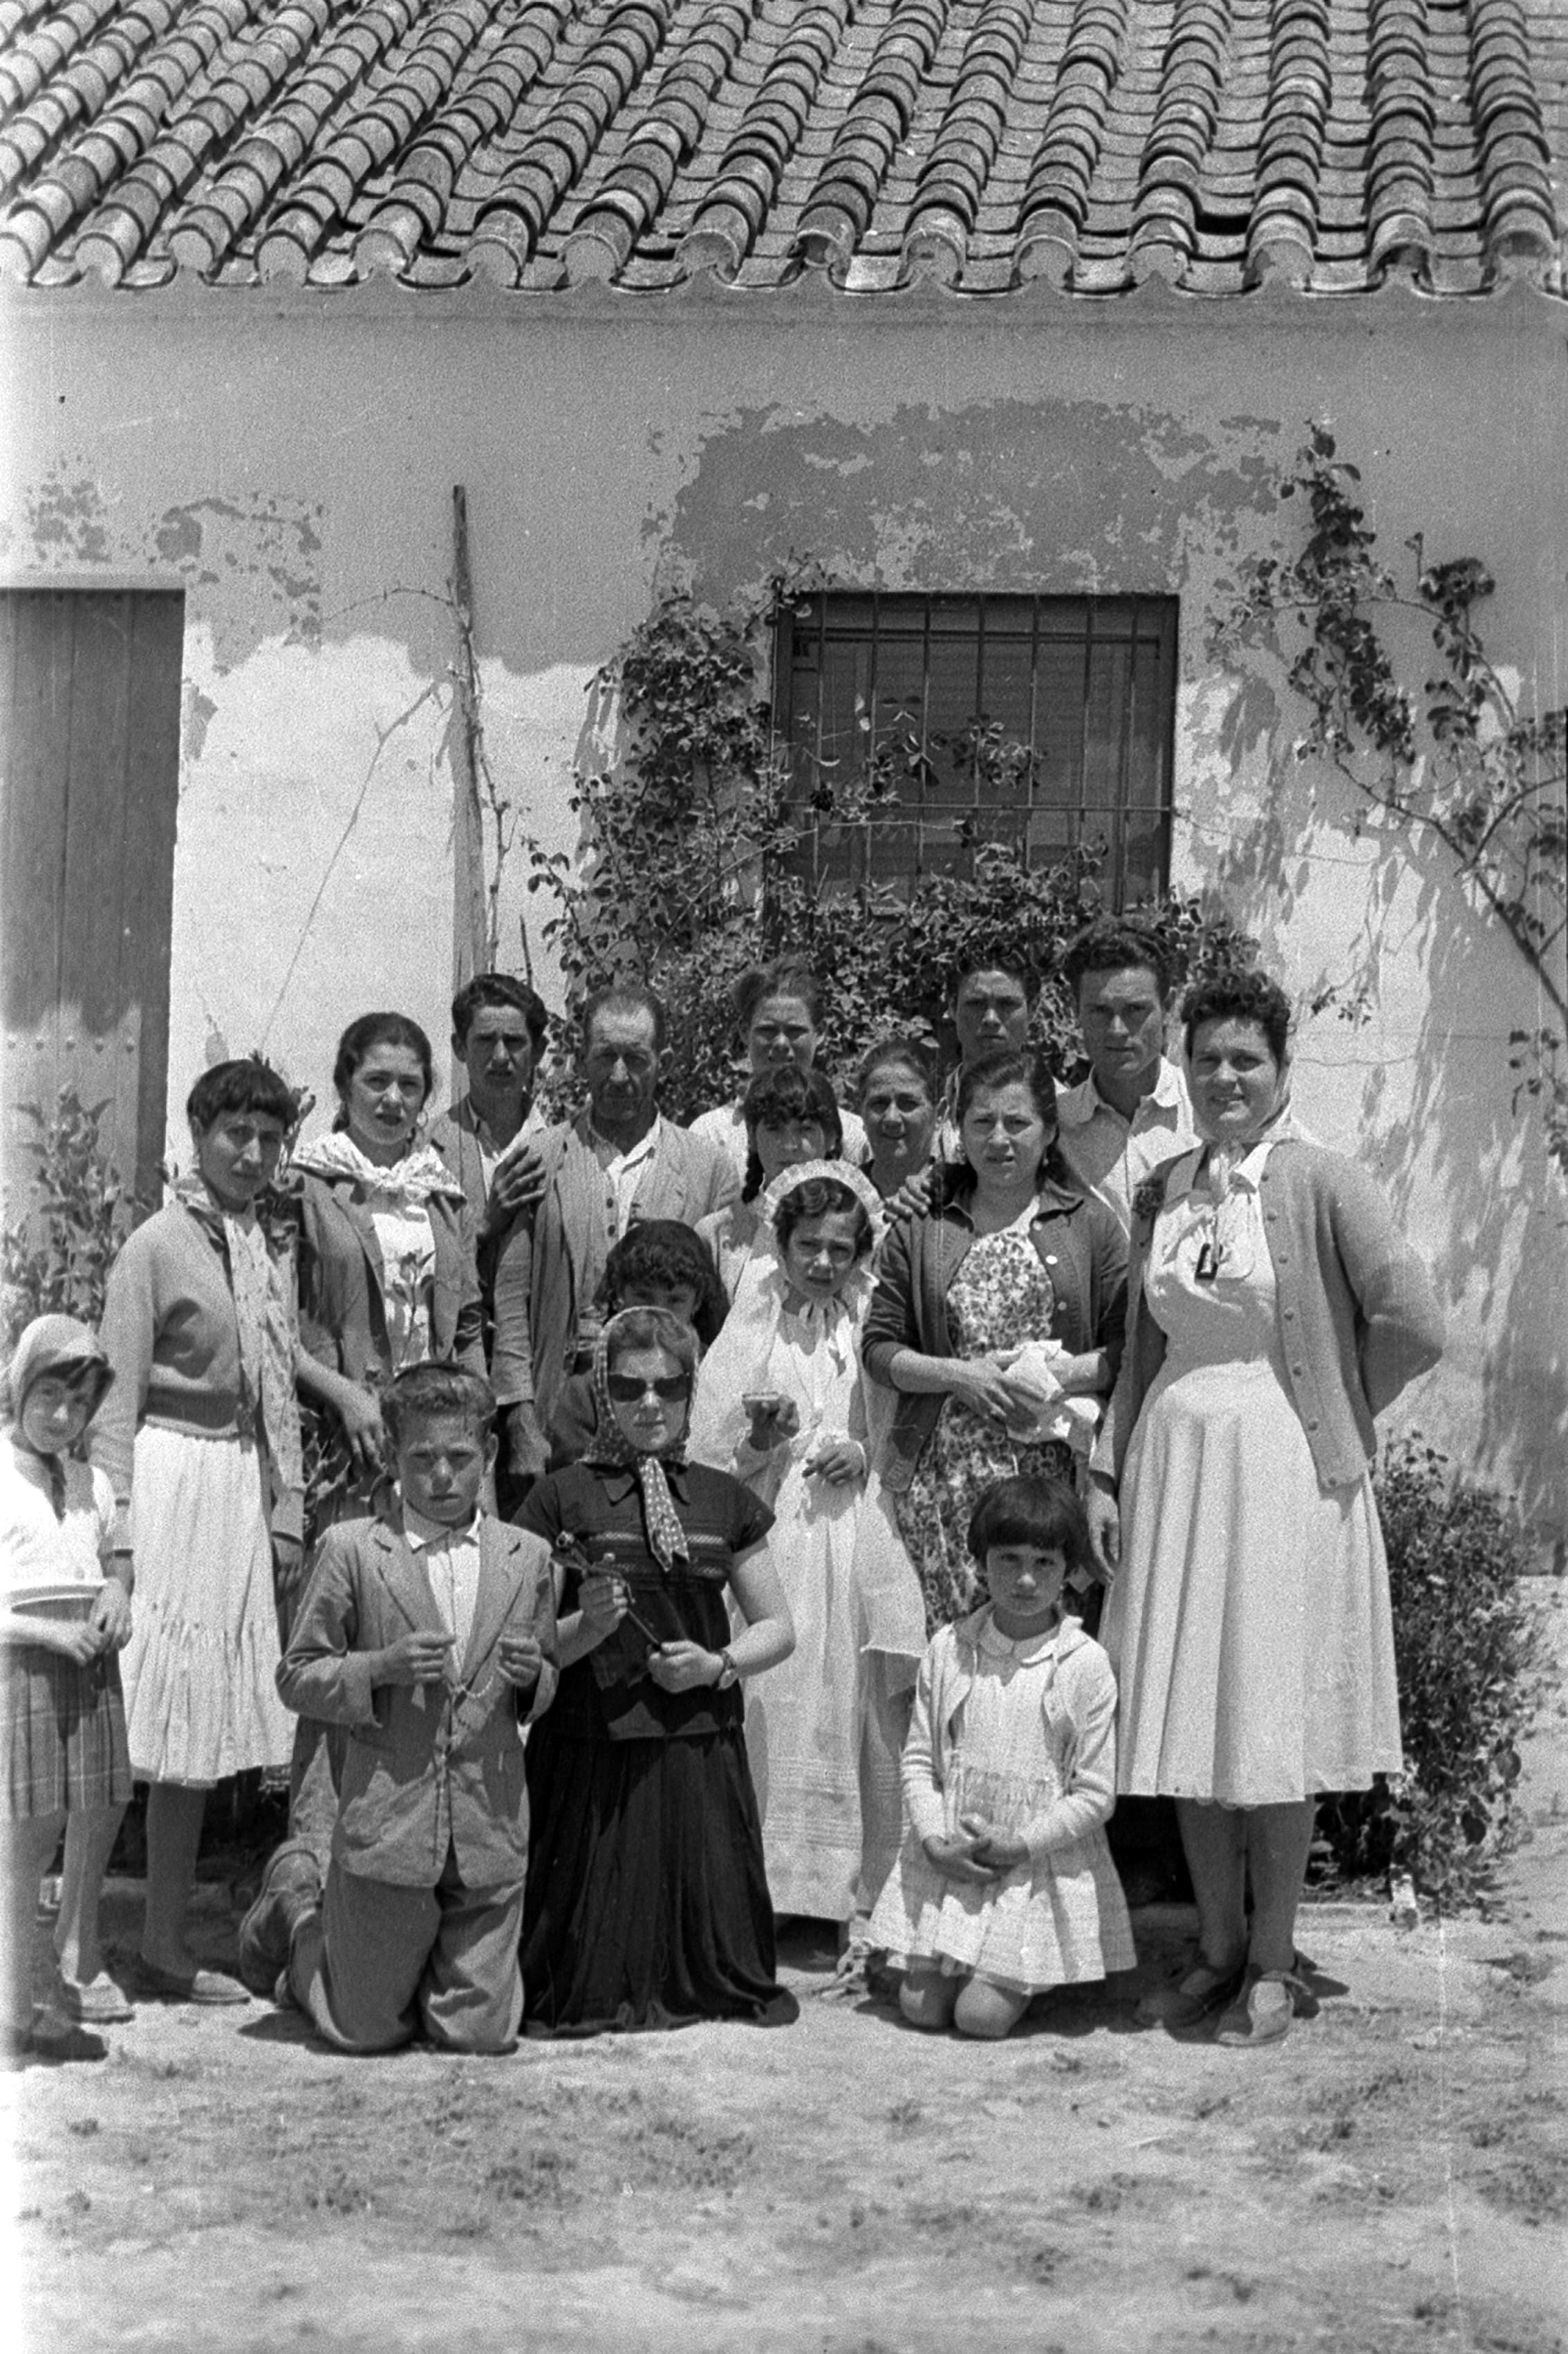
1, 285, 1562, 1539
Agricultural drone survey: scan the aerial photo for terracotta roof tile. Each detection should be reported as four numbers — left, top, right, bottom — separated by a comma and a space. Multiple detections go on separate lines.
1, 0, 1562, 295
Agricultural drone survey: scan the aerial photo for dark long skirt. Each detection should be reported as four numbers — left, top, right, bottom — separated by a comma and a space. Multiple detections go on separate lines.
522, 1721, 798, 2036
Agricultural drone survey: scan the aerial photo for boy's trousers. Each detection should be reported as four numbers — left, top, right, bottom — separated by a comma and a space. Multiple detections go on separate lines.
288, 1840, 525, 2054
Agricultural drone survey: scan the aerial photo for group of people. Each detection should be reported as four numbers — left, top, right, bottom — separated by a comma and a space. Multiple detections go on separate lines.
1, 920, 1445, 2064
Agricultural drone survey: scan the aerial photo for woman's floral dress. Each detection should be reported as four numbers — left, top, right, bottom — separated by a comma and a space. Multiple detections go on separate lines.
893, 1215, 1075, 1635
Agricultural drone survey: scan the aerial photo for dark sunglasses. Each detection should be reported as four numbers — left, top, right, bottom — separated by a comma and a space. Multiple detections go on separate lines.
606, 1373, 692, 1402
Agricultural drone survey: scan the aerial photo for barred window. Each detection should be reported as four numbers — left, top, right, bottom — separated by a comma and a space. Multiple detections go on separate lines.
777, 592, 1177, 905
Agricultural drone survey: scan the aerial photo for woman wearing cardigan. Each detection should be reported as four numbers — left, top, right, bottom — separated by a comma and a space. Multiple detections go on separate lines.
863, 1050, 1127, 1635
292, 1012, 485, 1524
93, 1059, 306, 2000
1091, 968, 1444, 2048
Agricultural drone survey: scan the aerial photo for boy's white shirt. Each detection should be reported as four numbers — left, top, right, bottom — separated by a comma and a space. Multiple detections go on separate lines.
399, 1501, 483, 1663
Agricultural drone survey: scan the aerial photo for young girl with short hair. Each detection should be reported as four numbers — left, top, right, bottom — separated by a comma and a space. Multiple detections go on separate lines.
1, 1317, 133, 2058
869, 1474, 1135, 2039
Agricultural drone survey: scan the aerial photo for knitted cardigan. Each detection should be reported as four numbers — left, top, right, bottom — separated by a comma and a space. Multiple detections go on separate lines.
862, 1177, 1128, 1494
1094, 1140, 1445, 1493
903, 1610, 1119, 1864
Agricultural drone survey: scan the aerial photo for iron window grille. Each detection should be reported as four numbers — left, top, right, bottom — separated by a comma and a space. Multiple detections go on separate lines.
776, 591, 1177, 905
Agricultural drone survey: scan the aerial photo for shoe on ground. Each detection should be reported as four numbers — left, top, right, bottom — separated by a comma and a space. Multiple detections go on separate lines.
236, 1840, 322, 1996
123, 1955, 250, 2005
3, 2010, 108, 2064
53, 1969, 133, 2025
1215, 1965, 1308, 2047
1135, 1956, 1245, 2029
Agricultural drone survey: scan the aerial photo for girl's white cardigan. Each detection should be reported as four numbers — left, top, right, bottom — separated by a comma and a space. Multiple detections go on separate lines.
903, 1608, 1119, 1864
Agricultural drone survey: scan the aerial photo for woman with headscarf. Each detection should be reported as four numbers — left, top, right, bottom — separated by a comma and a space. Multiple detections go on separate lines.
514, 1307, 796, 2033
1092, 968, 1444, 2046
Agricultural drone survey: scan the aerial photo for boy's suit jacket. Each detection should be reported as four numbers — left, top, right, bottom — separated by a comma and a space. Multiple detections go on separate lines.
278, 1509, 558, 1890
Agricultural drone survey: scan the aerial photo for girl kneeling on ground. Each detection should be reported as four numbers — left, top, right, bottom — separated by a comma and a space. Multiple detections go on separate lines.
870, 1475, 1134, 2040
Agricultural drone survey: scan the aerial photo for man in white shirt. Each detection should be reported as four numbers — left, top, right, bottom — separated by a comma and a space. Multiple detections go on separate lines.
1054, 920, 1197, 1230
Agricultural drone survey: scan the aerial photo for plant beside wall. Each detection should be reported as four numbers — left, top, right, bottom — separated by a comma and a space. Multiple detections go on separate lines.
1, 1087, 138, 1347
1316, 1439, 1546, 1908
527, 580, 1253, 1120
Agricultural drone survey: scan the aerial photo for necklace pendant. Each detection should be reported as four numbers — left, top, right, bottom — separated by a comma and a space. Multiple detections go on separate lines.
1195, 1237, 1221, 1283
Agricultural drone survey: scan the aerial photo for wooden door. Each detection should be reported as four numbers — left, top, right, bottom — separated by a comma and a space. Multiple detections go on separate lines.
1, 588, 184, 1212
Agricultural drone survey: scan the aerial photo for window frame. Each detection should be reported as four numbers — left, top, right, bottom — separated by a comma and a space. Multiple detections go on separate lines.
772, 588, 1179, 907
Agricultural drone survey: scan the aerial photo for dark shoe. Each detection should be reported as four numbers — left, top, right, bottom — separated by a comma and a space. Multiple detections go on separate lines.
236, 1840, 322, 1996
1135, 1956, 1246, 2029
1215, 1965, 1309, 2047
5, 2012, 108, 2064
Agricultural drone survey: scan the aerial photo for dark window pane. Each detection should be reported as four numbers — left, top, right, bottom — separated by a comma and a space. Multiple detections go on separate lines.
780, 593, 1175, 904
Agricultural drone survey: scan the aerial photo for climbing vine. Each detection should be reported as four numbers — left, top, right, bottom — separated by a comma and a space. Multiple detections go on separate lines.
526, 573, 1252, 1122
1211, 424, 1568, 1176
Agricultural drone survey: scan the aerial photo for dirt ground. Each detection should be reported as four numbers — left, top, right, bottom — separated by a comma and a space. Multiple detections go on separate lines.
6, 1589, 1565, 2354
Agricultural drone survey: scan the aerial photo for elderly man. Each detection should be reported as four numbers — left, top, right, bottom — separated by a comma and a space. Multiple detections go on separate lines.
490, 982, 736, 1483
1054, 919, 1197, 1229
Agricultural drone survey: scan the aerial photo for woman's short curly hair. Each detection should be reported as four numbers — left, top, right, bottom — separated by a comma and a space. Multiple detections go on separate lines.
1179, 968, 1292, 1065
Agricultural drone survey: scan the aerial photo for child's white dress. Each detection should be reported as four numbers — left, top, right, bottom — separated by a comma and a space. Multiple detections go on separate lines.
870, 1607, 1135, 1992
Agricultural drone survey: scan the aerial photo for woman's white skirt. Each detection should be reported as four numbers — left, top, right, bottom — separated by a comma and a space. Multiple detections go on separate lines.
120, 1424, 292, 1786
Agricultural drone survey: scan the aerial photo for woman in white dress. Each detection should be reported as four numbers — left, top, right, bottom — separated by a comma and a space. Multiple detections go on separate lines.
690, 1162, 924, 1938
1092, 970, 1444, 2046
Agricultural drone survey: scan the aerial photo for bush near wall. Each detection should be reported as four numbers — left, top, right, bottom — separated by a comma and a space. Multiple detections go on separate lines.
1317, 1439, 1546, 1906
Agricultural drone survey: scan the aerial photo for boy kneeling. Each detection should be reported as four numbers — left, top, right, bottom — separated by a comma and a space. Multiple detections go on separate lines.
241, 1363, 556, 2053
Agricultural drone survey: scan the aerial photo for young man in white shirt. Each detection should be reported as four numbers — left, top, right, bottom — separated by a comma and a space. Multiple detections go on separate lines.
1054, 920, 1197, 1230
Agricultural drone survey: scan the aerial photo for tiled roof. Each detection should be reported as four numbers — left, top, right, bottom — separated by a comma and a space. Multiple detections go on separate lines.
0, 0, 1562, 296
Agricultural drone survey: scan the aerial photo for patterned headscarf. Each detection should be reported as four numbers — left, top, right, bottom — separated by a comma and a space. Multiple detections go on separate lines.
290, 1129, 467, 1208
581, 1308, 692, 1573
175, 1180, 303, 1491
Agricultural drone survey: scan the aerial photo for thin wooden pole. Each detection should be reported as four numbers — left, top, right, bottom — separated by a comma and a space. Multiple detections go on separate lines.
450, 483, 487, 992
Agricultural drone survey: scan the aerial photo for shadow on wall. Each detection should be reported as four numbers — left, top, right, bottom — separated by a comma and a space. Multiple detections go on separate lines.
1197, 671, 1565, 1537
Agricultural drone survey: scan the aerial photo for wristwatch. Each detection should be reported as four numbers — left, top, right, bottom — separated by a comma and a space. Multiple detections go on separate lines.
712, 1648, 740, 1691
